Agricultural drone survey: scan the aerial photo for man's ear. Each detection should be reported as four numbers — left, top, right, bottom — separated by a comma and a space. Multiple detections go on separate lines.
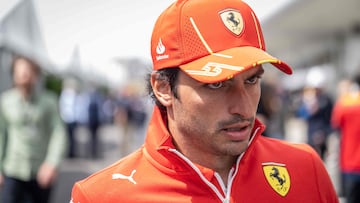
150, 72, 172, 107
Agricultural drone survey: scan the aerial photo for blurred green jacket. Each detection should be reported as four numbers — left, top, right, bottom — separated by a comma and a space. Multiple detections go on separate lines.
0, 88, 68, 181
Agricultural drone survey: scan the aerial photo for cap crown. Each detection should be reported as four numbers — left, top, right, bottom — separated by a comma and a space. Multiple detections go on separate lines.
151, 0, 265, 70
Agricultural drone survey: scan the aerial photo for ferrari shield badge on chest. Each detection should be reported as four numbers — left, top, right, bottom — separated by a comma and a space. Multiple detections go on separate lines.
220, 9, 244, 36
262, 162, 291, 197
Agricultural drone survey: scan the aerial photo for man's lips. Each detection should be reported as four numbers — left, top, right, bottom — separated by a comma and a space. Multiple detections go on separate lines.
222, 122, 251, 131
223, 125, 248, 132
221, 123, 252, 141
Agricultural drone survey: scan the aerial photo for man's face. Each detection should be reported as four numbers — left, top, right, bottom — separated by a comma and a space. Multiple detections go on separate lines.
13, 58, 38, 88
166, 66, 264, 158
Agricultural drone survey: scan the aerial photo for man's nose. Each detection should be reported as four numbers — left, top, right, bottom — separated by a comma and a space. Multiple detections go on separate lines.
227, 86, 257, 118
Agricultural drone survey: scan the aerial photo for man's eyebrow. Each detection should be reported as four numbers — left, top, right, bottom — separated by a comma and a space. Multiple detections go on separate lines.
251, 67, 265, 76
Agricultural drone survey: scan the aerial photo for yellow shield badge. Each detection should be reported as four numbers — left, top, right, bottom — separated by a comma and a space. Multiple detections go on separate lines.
219, 9, 244, 36
262, 163, 291, 197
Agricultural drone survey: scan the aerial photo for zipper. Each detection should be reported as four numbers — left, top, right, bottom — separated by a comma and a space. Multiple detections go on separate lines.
168, 148, 226, 201
168, 127, 261, 203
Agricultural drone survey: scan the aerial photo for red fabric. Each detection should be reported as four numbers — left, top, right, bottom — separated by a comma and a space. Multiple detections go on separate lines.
331, 94, 360, 173
71, 106, 338, 203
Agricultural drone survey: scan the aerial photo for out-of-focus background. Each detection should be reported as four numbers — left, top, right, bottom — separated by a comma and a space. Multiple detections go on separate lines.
1, 0, 359, 202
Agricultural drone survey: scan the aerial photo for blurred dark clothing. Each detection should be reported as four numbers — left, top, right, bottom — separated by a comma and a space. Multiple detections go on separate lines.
87, 89, 103, 159
64, 122, 77, 158
88, 92, 101, 127
342, 173, 360, 203
116, 95, 147, 128
297, 88, 334, 160
1, 176, 51, 203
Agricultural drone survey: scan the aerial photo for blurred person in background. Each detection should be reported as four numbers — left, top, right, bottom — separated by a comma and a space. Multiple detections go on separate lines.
0, 55, 68, 203
296, 67, 334, 160
72, 86, 103, 159
331, 73, 360, 203
70, 0, 338, 202
113, 88, 132, 156
59, 78, 79, 158
114, 85, 148, 156
86, 86, 103, 159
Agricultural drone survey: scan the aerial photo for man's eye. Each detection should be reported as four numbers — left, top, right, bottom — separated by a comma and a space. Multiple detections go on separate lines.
246, 76, 261, 84
207, 82, 224, 89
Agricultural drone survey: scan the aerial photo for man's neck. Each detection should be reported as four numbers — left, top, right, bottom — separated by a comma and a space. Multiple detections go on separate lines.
174, 138, 237, 184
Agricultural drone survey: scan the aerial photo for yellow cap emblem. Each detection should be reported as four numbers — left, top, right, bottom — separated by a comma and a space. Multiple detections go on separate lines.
220, 9, 244, 36
262, 162, 291, 197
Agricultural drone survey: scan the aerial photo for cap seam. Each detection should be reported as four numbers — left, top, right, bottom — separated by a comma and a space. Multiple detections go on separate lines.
250, 11, 263, 50
178, 0, 187, 66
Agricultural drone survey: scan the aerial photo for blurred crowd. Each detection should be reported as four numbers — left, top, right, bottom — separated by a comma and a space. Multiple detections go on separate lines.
59, 78, 149, 160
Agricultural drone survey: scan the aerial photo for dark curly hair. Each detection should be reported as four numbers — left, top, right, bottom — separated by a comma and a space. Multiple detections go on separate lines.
146, 67, 180, 113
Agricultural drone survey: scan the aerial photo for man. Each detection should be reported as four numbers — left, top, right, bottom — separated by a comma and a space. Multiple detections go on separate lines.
59, 78, 79, 158
331, 74, 360, 203
71, 0, 338, 202
297, 68, 334, 160
0, 55, 68, 203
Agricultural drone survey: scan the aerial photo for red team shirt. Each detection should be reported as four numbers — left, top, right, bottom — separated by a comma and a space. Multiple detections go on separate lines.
332, 93, 360, 173
71, 107, 338, 202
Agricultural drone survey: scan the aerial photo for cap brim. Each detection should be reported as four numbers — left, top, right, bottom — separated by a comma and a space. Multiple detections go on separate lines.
179, 46, 292, 83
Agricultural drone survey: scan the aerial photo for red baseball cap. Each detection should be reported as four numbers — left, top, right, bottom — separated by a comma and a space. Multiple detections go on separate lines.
151, 0, 292, 83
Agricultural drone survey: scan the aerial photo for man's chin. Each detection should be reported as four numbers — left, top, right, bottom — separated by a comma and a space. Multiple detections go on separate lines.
222, 141, 250, 156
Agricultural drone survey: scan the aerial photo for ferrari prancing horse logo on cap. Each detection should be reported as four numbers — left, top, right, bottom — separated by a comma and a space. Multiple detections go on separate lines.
262, 162, 291, 197
220, 9, 244, 36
